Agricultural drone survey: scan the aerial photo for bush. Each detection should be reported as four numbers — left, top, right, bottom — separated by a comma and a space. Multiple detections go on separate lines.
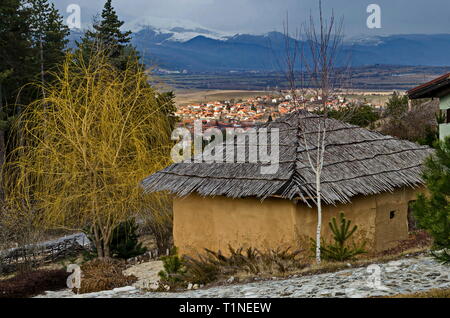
0, 269, 68, 298
109, 219, 147, 259
182, 254, 220, 285
327, 104, 380, 127
182, 246, 305, 285
312, 213, 367, 262
156, 246, 306, 289
158, 248, 186, 288
143, 202, 173, 256
412, 137, 450, 262
431, 249, 450, 265
384, 91, 409, 118
84, 219, 147, 260
76, 258, 137, 294
380, 99, 440, 146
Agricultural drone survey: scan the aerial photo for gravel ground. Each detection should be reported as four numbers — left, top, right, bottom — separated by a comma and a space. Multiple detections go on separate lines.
36, 254, 449, 298
123, 260, 164, 289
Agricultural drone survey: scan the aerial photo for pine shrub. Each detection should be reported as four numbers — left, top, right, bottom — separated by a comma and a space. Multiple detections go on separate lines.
312, 212, 367, 262
158, 248, 186, 286
109, 219, 147, 259
412, 137, 450, 262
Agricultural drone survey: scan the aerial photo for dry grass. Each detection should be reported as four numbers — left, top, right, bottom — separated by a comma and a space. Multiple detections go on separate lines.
276, 232, 433, 279
179, 239, 431, 289
372, 231, 432, 258
204, 237, 432, 287
186, 247, 308, 284
386, 288, 450, 298
289, 231, 432, 278
0, 269, 67, 298
174, 89, 268, 105
175, 231, 433, 289
76, 258, 137, 294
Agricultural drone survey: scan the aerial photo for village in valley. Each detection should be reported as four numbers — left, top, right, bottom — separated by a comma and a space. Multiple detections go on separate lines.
176, 93, 349, 127
174, 91, 387, 129
0, 0, 449, 306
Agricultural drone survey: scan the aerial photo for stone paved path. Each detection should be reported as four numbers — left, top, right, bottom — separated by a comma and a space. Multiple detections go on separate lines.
37, 255, 449, 298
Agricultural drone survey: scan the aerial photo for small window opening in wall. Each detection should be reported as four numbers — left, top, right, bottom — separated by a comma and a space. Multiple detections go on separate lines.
390, 211, 396, 219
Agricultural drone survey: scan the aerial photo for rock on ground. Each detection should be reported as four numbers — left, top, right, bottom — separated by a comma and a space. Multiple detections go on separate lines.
35, 255, 449, 298
123, 260, 164, 289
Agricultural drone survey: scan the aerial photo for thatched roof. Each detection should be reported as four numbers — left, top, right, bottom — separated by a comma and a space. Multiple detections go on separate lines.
142, 111, 433, 205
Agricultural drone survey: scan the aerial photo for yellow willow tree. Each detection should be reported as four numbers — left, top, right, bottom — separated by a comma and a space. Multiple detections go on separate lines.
3, 51, 174, 258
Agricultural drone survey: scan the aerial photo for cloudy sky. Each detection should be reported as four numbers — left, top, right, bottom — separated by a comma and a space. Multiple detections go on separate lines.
52, 0, 450, 37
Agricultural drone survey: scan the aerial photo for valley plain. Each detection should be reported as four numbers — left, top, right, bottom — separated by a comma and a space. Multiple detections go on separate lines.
157, 65, 450, 92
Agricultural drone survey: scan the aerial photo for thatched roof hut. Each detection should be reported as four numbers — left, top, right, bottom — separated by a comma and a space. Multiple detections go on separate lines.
142, 110, 433, 255
143, 110, 433, 205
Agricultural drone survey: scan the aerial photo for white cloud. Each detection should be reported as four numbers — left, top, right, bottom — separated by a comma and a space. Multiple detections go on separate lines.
51, 0, 450, 36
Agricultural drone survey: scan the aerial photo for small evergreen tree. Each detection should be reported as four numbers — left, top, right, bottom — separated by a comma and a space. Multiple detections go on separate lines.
0, 0, 37, 199
385, 91, 409, 118
78, 0, 135, 71
109, 219, 147, 259
0, 0, 37, 110
311, 213, 367, 262
413, 137, 450, 263
1, 0, 69, 197
327, 104, 380, 128
27, 0, 69, 86
158, 248, 187, 286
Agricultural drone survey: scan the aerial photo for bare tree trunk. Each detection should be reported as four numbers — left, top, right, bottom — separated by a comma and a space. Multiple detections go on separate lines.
103, 242, 110, 259
0, 83, 5, 200
102, 228, 112, 259
315, 172, 322, 264
0, 131, 5, 174
93, 226, 104, 258
39, 39, 45, 98
282, 0, 347, 264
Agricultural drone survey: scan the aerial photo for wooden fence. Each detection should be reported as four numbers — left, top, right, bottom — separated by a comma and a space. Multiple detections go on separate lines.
0, 234, 91, 275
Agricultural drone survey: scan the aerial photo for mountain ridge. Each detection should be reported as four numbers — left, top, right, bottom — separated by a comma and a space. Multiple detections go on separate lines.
68, 25, 450, 72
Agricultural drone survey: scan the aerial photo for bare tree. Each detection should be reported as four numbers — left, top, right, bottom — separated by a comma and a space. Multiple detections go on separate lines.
282, 0, 351, 264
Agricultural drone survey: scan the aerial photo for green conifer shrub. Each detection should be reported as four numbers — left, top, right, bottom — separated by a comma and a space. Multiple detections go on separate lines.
413, 137, 450, 264
312, 213, 367, 261
109, 219, 147, 259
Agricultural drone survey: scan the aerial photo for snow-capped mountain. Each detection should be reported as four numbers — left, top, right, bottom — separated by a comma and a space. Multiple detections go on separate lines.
123, 16, 231, 42
346, 34, 386, 46
68, 22, 450, 72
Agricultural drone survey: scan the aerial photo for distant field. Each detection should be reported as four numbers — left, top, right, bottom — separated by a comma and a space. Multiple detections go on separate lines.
344, 91, 393, 107
174, 90, 270, 105
153, 65, 450, 93
153, 65, 450, 107
174, 89, 392, 107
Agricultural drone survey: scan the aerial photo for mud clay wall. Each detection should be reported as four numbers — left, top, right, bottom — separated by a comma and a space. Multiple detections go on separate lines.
173, 188, 423, 256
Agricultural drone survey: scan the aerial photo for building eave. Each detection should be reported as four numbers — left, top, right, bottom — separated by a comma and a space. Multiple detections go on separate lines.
408, 73, 450, 99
